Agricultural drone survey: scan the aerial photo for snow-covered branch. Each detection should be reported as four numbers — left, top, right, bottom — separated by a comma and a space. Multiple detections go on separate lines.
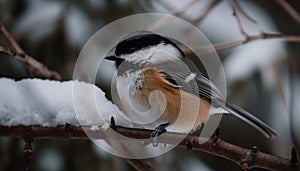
0, 124, 298, 171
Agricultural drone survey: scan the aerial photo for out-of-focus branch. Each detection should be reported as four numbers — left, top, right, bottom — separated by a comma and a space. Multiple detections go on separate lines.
125, 159, 152, 171
191, 0, 220, 25
227, 0, 263, 37
228, 0, 248, 37
0, 22, 24, 54
0, 22, 62, 80
275, 0, 300, 26
215, 33, 300, 50
182, 33, 300, 54
0, 125, 298, 171
146, 0, 201, 31
0, 45, 61, 80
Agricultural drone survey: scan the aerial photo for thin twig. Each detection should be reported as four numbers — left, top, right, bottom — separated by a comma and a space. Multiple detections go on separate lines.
125, 159, 152, 171
182, 33, 300, 54
275, 0, 300, 26
227, 0, 248, 37
0, 125, 298, 171
227, 0, 263, 36
0, 22, 62, 80
191, 0, 220, 25
146, 0, 202, 31
287, 50, 300, 154
0, 22, 24, 54
0, 46, 61, 80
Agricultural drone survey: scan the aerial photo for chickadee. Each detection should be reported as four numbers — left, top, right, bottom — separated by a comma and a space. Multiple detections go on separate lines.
105, 31, 277, 139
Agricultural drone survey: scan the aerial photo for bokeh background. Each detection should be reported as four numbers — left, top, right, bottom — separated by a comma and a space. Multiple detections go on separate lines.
0, 0, 300, 170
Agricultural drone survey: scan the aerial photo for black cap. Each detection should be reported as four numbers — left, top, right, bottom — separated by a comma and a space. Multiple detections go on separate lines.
115, 31, 185, 56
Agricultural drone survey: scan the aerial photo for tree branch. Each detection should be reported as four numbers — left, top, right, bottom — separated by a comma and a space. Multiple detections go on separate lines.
275, 0, 300, 26
191, 0, 220, 26
146, 0, 201, 31
227, 0, 263, 36
0, 125, 298, 171
0, 22, 61, 80
182, 33, 300, 54
125, 159, 152, 171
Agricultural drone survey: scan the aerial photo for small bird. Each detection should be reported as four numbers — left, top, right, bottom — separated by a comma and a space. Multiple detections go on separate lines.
105, 31, 277, 139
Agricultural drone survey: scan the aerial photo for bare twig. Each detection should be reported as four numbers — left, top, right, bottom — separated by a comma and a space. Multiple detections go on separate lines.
191, 0, 220, 25
182, 33, 300, 54
227, 0, 263, 37
0, 46, 61, 80
0, 22, 24, 54
275, 0, 300, 26
0, 125, 298, 171
287, 52, 300, 154
228, 0, 248, 37
269, 63, 287, 107
215, 33, 300, 50
125, 159, 152, 171
146, 0, 201, 31
0, 22, 62, 80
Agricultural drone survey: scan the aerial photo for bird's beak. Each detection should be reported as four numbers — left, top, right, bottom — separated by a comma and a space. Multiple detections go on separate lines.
105, 55, 118, 61
104, 55, 125, 67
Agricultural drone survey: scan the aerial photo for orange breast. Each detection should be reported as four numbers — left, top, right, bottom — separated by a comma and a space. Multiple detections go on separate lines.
135, 68, 211, 132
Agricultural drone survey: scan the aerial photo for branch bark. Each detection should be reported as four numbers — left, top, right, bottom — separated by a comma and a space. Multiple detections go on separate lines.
275, 0, 300, 26
0, 22, 62, 80
0, 125, 298, 171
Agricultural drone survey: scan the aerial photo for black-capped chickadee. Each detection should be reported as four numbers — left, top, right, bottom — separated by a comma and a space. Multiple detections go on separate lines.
105, 31, 277, 139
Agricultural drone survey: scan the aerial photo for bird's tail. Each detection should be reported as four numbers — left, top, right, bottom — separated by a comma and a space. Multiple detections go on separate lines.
222, 101, 277, 138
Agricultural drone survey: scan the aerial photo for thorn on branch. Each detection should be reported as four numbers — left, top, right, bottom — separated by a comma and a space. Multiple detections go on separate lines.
65, 123, 74, 132
240, 146, 258, 170
23, 127, 33, 170
260, 32, 267, 39
186, 141, 193, 151
241, 162, 249, 171
291, 146, 299, 167
110, 116, 116, 130
213, 125, 221, 146
251, 146, 259, 155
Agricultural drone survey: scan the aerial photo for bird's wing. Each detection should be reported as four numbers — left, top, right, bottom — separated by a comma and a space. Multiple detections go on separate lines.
159, 71, 278, 138
159, 71, 224, 102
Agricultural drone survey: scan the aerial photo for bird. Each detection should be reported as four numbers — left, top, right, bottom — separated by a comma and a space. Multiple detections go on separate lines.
104, 31, 277, 139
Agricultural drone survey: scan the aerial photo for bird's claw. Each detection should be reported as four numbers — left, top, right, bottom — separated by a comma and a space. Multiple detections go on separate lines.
150, 123, 169, 146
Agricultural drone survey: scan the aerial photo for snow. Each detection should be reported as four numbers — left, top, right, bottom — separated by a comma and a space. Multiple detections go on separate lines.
0, 78, 129, 127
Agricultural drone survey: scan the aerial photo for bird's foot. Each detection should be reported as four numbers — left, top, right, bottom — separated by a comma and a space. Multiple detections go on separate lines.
150, 123, 169, 146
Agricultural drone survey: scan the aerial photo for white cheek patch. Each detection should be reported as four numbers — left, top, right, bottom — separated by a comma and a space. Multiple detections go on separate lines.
120, 43, 182, 64
184, 73, 196, 83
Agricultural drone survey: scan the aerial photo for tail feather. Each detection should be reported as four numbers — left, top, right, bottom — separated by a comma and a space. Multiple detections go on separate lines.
222, 102, 277, 138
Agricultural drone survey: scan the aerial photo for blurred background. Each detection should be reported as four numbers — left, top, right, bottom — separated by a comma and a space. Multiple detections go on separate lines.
0, 0, 300, 170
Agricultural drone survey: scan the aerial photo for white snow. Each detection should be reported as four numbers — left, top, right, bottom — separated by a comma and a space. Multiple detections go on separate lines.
0, 78, 130, 127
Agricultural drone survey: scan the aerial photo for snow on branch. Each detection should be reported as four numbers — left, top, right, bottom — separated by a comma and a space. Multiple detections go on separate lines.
0, 124, 298, 171
0, 78, 131, 127
0, 78, 298, 170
